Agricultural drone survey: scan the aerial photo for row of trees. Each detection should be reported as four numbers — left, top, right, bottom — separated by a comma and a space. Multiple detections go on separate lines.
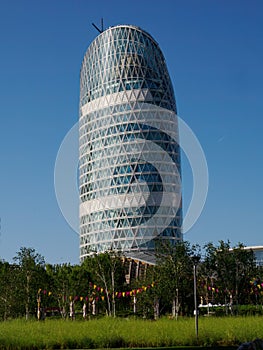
0, 241, 262, 320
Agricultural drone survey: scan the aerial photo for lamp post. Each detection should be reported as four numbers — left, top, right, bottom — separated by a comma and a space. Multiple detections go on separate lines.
192, 255, 200, 338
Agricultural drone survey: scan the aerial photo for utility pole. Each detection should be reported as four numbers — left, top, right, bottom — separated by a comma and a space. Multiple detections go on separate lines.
192, 255, 201, 338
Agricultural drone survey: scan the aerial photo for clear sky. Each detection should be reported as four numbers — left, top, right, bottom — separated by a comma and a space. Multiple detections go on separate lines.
0, 0, 262, 264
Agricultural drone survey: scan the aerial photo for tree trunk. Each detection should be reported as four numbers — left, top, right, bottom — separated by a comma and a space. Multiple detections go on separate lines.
111, 270, 115, 317
25, 272, 30, 320
172, 298, 176, 318
133, 296, 136, 314
176, 292, 180, 320
104, 286, 111, 316
172, 289, 180, 320
154, 298, 159, 320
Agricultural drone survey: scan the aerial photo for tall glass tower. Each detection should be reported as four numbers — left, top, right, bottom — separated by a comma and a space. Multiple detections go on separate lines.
79, 25, 182, 263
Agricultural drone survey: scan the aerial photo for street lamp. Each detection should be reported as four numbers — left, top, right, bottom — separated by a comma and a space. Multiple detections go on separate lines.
192, 255, 201, 338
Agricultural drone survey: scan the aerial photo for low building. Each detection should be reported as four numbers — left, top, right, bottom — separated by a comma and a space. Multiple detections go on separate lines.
243, 246, 263, 266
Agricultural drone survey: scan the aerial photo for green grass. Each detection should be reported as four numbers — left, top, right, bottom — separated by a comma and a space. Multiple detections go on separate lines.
0, 316, 262, 349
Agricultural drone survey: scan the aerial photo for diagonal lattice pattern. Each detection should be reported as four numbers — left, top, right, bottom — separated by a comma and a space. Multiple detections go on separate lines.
79, 25, 182, 262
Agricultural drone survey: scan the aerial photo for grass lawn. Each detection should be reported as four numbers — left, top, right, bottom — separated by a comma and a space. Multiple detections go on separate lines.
0, 316, 261, 349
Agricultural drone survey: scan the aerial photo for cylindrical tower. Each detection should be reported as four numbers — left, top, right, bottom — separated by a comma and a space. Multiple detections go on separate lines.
79, 25, 182, 262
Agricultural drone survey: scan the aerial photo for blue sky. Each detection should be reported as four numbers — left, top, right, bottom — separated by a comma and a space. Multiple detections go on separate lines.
0, 0, 262, 264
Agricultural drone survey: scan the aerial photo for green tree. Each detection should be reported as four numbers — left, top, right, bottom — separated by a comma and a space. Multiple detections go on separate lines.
46, 263, 73, 319
83, 252, 126, 317
156, 241, 197, 318
201, 241, 256, 313
13, 247, 46, 320
133, 265, 159, 319
0, 261, 21, 319
199, 242, 220, 309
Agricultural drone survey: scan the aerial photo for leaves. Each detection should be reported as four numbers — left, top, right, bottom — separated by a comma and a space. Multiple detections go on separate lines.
0, 241, 260, 320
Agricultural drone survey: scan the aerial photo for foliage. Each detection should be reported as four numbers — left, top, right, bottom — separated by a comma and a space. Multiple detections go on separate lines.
0, 262, 21, 319
82, 250, 126, 316
155, 241, 199, 317
13, 247, 46, 320
0, 241, 262, 320
199, 241, 257, 314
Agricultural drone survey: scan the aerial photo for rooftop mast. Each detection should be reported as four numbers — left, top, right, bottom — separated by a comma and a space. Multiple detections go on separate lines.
92, 18, 104, 33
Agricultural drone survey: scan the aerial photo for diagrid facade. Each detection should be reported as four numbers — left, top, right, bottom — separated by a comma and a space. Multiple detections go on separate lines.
79, 25, 182, 263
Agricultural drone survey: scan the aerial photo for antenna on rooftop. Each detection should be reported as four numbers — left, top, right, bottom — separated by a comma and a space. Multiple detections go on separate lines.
92, 18, 104, 34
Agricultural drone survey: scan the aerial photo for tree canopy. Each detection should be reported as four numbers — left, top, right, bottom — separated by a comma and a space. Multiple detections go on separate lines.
0, 241, 261, 320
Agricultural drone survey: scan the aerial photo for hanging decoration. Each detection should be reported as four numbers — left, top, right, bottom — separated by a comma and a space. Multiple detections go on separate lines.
37, 282, 155, 302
